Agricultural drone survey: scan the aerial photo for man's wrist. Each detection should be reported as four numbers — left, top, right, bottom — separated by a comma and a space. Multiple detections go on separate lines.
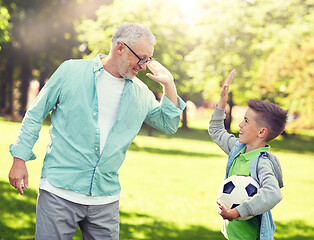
13, 157, 26, 164
162, 79, 175, 88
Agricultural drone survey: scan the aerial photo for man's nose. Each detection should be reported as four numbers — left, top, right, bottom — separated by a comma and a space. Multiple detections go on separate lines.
139, 63, 147, 71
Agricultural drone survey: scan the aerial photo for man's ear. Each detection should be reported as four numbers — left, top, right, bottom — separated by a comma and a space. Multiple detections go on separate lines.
258, 127, 268, 138
116, 42, 124, 55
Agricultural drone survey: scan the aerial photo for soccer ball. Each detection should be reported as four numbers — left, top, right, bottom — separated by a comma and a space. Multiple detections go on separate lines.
217, 175, 260, 221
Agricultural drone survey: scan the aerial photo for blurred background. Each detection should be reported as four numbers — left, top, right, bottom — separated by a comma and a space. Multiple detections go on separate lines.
0, 0, 313, 132
0, 0, 313, 239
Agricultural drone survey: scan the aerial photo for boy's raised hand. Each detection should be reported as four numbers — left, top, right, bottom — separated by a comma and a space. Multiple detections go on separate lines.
218, 69, 236, 109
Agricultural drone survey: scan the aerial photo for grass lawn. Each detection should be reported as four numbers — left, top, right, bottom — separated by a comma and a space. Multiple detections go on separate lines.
0, 117, 313, 240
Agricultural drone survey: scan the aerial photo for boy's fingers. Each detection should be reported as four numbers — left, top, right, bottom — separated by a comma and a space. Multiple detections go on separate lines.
226, 69, 236, 85
223, 84, 229, 92
220, 84, 229, 97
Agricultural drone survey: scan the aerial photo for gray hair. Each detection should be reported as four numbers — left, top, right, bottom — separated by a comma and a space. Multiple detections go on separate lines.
111, 22, 156, 49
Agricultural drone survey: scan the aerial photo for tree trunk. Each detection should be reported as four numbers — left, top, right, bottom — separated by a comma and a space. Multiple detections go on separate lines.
224, 92, 234, 133
0, 71, 6, 113
19, 62, 31, 117
181, 107, 188, 129
0, 47, 14, 115
0, 59, 14, 115
5, 62, 14, 115
39, 68, 48, 91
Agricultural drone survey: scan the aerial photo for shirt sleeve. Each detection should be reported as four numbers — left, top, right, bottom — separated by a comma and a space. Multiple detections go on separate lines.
144, 92, 186, 134
208, 105, 238, 155
9, 61, 67, 161
236, 157, 283, 217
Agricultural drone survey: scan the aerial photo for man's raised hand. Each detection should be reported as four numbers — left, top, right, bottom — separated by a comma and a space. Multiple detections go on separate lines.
146, 60, 174, 86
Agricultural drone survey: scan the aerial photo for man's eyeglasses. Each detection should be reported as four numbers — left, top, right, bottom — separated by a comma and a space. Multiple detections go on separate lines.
121, 42, 152, 66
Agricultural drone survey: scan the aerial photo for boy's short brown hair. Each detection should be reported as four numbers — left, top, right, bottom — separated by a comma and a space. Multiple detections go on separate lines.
248, 99, 288, 142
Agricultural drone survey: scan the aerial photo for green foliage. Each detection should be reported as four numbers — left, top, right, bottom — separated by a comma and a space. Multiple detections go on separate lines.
0, 5, 10, 48
65, 0, 314, 127
258, 36, 314, 130
77, 0, 200, 101
187, 0, 314, 107
1, 0, 313, 130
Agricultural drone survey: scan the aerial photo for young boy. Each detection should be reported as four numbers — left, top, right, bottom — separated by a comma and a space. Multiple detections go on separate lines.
209, 70, 288, 240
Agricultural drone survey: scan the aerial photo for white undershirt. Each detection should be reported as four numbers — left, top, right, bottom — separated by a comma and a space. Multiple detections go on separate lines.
97, 69, 125, 152
39, 69, 125, 205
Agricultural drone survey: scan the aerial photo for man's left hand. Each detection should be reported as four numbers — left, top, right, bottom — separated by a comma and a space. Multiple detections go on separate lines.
146, 60, 174, 86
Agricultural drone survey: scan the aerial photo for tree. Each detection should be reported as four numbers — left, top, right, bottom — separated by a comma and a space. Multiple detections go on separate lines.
0, 3, 11, 112
258, 36, 314, 130
77, 0, 201, 128
186, 0, 314, 131
0, 3, 10, 46
0, 0, 107, 117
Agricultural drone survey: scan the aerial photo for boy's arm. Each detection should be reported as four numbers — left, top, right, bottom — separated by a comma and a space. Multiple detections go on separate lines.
236, 157, 283, 217
208, 70, 238, 155
217, 156, 283, 221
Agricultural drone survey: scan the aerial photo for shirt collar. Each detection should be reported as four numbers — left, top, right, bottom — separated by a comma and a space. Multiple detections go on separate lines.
92, 53, 133, 82
93, 54, 105, 73
241, 145, 271, 161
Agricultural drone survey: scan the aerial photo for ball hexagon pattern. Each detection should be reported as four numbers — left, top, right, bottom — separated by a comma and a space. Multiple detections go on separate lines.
217, 175, 260, 221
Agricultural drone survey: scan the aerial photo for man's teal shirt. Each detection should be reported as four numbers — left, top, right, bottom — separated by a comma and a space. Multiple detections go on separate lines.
10, 54, 186, 196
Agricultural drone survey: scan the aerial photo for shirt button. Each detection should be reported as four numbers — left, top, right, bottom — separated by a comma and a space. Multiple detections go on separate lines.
96, 128, 99, 132
96, 167, 99, 170
95, 147, 98, 151
93, 113, 97, 116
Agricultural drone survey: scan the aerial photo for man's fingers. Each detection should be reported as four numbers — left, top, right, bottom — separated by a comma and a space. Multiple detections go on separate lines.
8, 178, 14, 188
9, 175, 18, 188
146, 73, 157, 81
9, 175, 27, 195
17, 188, 24, 195
24, 176, 29, 189
15, 181, 24, 195
147, 60, 158, 74
9, 158, 28, 195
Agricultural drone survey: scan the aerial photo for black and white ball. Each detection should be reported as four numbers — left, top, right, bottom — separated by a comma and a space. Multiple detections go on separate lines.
217, 175, 260, 221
